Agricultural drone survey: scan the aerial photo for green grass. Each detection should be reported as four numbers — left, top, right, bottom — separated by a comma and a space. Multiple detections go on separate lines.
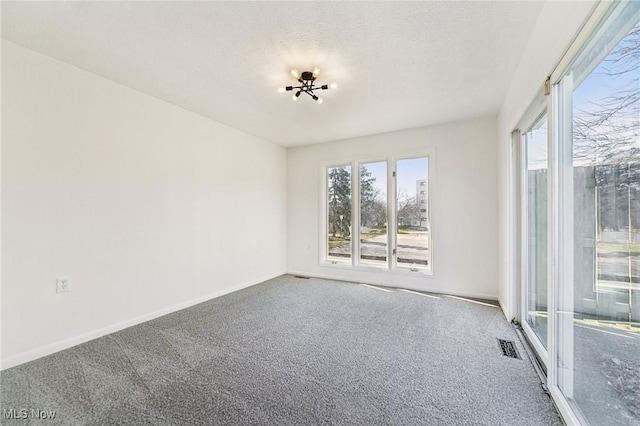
360, 232, 385, 239
398, 226, 428, 233
369, 226, 387, 233
328, 234, 350, 249
329, 240, 349, 249
597, 241, 640, 255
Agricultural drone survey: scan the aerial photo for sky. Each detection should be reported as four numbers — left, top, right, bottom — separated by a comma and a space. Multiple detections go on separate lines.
362, 161, 387, 199
359, 157, 428, 201
527, 120, 548, 170
527, 20, 638, 169
573, 21, 639, 112
397, 157, 428, 198
571, 20, 639, 164
574, 50, 638, 117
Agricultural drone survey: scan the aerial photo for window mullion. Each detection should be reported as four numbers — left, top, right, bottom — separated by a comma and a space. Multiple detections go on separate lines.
352, 160, 360, 266
388, 158, 397, 271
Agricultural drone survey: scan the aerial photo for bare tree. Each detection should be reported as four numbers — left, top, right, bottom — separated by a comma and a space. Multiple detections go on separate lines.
360, 167, 383, 227
328, 166, 351, 238
573, 22, 640, 166
397, 191, 421, 227
571, 21, 640, 233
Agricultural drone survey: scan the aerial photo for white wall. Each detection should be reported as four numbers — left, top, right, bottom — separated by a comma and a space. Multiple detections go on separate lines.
1, 41, 287, 367
496, 1, 597, 319
287, 116, 499, 299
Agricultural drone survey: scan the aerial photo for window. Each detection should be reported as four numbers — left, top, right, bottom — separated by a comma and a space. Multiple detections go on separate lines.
396, 157, 430, 270
323, 155, 432, 273
326, 165, 351, 261
359, 161, 388, 265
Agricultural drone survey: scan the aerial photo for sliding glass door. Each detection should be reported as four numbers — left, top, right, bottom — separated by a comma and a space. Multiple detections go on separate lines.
516, 3, 640, 424
522, 115, 549, 353
553, 4, 640, 424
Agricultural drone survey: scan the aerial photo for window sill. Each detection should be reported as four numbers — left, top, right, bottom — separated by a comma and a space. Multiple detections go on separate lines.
320, 260, 434, 277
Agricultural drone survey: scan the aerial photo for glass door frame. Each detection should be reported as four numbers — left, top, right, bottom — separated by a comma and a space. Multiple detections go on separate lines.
548, 2, 640, 424
513, 2, 640, 424
516, 104, 550, 369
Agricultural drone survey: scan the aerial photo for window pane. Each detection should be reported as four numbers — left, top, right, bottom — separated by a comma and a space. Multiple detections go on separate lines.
525, 118, 548, 348
396, 157, 430, 270
359, 162, 387, 264
327, 165, 352, 260
558, 9, 640, 424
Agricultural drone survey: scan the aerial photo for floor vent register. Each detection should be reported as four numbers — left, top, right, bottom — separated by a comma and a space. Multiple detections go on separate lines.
497, 339, 521, 359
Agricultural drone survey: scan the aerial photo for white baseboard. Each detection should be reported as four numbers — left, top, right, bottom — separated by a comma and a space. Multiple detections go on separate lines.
497, 296, 509, 320
1, 271, 286, 371
287, 269, 499, 301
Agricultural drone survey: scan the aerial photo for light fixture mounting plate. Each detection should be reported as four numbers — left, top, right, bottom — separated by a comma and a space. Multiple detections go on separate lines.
300, 71, 315, 81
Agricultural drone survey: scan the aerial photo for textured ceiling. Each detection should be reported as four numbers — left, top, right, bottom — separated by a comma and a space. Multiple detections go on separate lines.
2, 1, 544, 147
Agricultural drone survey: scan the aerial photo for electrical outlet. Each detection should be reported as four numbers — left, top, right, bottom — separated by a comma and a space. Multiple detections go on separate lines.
56, 277, 70, 293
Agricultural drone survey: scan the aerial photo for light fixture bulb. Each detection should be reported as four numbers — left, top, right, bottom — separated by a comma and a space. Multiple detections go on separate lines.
312, 67, 320, 78
317, 97, 323, 104
277, 87, 286, 93
290, 68, 300, 79
329, 82, 338, 89
292, 94, 299, 101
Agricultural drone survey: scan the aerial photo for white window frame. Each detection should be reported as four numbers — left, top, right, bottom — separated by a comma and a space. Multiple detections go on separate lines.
355, 158, 391, 270
515, 104, 550, 369
320, 161, 355, 266
392, 154, 433, 274
319, 152, 434, 276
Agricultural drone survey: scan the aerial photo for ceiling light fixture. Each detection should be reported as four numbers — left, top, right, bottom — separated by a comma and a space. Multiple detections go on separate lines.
278, 68, 336, 104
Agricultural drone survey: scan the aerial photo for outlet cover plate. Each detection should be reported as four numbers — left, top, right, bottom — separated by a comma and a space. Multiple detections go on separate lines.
56, 277, 70, 293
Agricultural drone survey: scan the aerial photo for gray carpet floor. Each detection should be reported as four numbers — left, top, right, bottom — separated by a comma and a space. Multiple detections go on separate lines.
1, 275, 561, 425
